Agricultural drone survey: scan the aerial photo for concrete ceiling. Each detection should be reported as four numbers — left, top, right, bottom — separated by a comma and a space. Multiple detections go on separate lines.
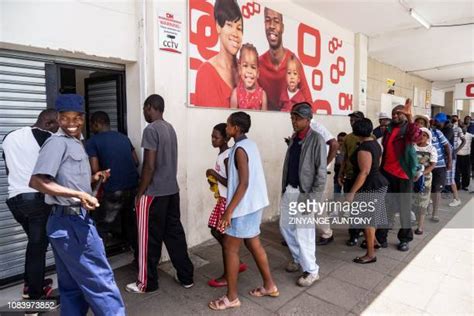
292, 0, 474, 90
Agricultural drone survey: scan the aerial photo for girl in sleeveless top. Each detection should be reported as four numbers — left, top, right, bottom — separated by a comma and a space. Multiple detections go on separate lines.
208, 112, 278, 311
206, 123, 248, 288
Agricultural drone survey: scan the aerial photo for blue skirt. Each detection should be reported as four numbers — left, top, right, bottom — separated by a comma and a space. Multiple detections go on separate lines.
225, 209, 263, 239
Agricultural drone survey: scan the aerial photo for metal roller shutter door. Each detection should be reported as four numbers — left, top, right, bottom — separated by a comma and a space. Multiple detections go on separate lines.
0, 55, 55, 283
87, 80, 119, 131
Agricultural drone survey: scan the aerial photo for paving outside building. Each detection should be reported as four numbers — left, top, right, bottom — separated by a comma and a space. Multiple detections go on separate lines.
0, 191, 471, 315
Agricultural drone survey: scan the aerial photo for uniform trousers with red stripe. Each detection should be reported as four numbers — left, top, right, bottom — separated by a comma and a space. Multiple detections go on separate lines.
135, 193, 194, 292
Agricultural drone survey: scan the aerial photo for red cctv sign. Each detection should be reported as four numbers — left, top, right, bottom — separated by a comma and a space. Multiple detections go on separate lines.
454, 82, 474, 100
158, 11, 182, 54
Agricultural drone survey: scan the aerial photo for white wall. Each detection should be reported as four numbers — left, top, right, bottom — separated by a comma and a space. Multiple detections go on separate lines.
431, 89, 445, 107
0, 0, 138, 62
366, 58, 432, 122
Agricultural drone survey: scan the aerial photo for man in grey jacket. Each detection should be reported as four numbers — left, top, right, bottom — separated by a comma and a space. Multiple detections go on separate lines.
280, 102, 327, 287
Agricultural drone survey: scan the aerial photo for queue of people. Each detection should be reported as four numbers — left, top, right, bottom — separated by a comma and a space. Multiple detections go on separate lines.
2, 91, 472, 314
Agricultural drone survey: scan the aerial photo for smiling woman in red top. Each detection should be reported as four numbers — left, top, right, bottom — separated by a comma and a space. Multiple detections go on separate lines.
194, 0, 243, 108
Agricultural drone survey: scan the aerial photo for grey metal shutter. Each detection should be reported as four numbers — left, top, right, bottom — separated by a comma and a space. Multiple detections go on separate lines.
87, 80, 119, 131
0, 55, 55, 282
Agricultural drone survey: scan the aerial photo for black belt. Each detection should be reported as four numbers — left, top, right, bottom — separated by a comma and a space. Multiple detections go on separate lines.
10, 192, 44, 201
52, 205, 82, 216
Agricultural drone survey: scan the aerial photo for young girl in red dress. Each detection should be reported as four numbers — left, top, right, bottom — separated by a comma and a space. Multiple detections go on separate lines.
230, 44, 268, 111
279, 54, 307, 112
206, 123, 247, 288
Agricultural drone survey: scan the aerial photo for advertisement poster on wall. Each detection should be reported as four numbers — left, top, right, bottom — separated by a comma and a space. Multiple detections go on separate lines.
188, 0, 354, 115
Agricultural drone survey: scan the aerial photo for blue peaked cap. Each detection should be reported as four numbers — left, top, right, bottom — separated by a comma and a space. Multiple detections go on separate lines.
434, 112, 448, 123
55, 94, 85, 113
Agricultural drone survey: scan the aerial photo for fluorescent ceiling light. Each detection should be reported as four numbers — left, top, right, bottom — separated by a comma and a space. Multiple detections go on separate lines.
410, 9, 431, 29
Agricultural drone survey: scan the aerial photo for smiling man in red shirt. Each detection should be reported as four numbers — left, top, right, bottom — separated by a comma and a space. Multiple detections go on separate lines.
258, 7, 312, 111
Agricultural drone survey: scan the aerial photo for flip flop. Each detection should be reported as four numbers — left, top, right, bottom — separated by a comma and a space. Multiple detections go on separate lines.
239, 263, 248, 273
208, 278, 227, 287
249, 286, 280, 297
208, 296, 241, 310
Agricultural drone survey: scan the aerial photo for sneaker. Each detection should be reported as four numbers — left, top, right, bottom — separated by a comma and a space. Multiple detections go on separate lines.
285, 261, 300, 273
23, 294, 60, 314
448, 199, 461, 207
345, 238, 358, 247
397, 242, 409, 252
125, 282, 146, 294
22, 278, 54, 299
174, 273, 194, 289
297, 272, 320, 287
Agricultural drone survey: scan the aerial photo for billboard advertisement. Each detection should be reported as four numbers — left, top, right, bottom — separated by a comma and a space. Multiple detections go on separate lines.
189, 0, 354, 115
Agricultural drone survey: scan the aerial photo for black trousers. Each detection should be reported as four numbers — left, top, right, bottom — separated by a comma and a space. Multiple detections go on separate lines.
145, 193, 193, 291
455, 155, 471, 189
6, 193, 52, 299
471, 139, 474, 174
376, 171, 414, 244
93, 189, 138, 258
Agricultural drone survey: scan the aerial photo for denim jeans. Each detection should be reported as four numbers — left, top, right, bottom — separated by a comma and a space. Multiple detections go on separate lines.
6, 193, 51, 299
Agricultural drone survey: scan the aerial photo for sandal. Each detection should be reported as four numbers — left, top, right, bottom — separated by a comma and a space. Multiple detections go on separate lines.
239, 263, 248, 273
208, 278, 227, 288
430, 216, 440, 223
208, 296, 241, 311
353, 256, 377, 264
414, 228, 423, 235
249, 286, 280, 297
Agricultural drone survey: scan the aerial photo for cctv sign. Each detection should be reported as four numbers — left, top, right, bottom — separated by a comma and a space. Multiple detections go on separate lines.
158, 12, 182, 54
454, 82, 474, 100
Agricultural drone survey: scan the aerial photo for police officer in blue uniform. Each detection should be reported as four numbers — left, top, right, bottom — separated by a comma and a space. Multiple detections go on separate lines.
29, 94, 125, 316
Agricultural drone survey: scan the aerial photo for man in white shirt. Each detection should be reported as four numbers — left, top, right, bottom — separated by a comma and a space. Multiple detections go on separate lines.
455, 130, 472, 190
310, 118, 339, 245
2, 109, 58, 300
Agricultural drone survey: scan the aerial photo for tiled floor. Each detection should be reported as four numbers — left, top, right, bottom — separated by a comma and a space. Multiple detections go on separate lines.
363, 197, 473, 315
1, 192, 472, 315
